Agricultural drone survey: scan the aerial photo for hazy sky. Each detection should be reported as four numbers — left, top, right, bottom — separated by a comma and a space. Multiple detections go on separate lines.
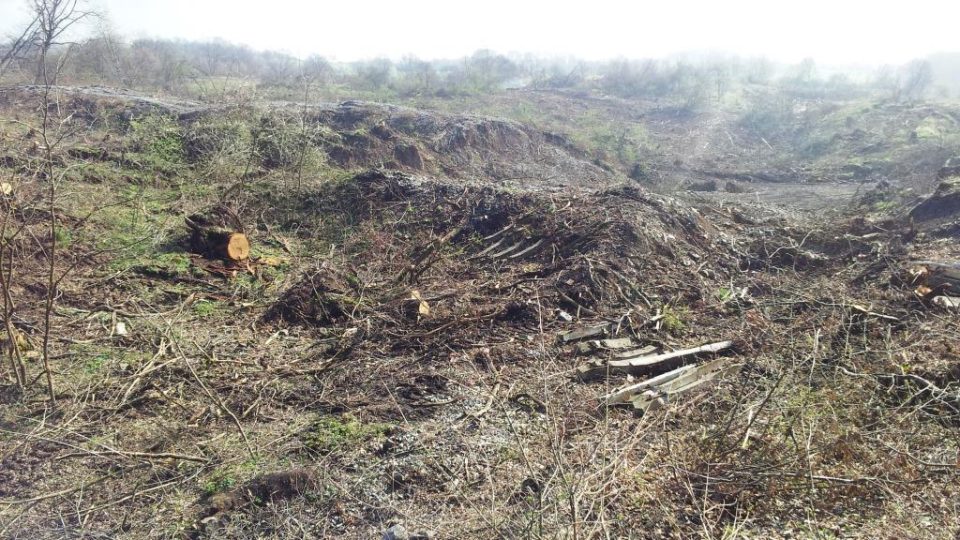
2, 0, 958, 64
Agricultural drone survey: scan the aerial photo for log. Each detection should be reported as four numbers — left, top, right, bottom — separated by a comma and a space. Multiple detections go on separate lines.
932, 296, 960, 312
578, 340, 734, 380
910, 260, 960, 296
189, 225, 250, 261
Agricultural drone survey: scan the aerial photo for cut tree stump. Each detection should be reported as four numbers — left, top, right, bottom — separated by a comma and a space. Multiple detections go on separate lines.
189, 224, 250, 262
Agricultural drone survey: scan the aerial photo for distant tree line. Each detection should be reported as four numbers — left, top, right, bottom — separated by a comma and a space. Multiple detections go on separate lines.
1, 25, 954, 104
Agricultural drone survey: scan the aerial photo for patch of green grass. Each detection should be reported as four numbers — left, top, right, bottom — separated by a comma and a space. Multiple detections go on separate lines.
203, 471, 238, 496
84, 353, 108, 374
53, 225, 72, 248
912, 116, 948, 140
78, 185, 182, 274
202, 456, 262, 496
303, 414, 392, 454
660, 305, 687, 334
130, 114, 184, 167
715, 287, 733, 303
62, 161, 124, 184
69, 344, 149, 378
872, 200, 896, 212
192, 300, 218, 317
137, 252, 193, 278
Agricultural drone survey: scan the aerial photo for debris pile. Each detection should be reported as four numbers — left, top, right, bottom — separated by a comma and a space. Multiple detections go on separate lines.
263, 170, 746, 404
908, 260, 960, 311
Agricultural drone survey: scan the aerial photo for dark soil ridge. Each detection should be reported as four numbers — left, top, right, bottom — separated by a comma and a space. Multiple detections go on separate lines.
2, 86, 624, 191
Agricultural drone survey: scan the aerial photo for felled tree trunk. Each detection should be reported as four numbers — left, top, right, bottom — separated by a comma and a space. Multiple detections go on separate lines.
188, 223, 250, 261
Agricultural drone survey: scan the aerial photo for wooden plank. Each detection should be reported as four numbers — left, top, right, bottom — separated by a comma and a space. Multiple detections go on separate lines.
614, 345, 659, 359
598, 337, 636, 349
560, 324, 610, 343
602, 364, 696, 405
578, 340, 734, 380
651, 358, 733, 394
575, 337, 637, 355
630, 359, 737, 412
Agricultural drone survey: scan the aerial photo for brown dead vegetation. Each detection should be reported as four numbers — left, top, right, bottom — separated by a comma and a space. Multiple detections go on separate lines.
0, 89, 959, 539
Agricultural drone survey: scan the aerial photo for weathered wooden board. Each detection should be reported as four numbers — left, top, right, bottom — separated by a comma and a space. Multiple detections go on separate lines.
578, 340, 734, 380
560, 324, 610, 343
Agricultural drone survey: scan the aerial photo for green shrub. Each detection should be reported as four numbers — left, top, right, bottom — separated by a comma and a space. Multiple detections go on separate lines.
203, 471, 237, 495
129, 114, 184, 167
660, 305, 687, 334
182, 115, 253, 170
303, 415, 391, 454
192, 299, 218, 317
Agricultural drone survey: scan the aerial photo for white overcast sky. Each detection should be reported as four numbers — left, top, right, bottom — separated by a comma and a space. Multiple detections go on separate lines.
1, 0, 958, 64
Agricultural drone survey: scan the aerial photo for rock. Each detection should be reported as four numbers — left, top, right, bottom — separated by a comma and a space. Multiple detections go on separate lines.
938, 156, 960, 179
628, 162, 651, 181
687, 179, 718, 192
382, 524, 409, 540
841, 162, 874, 179
724, 181, 750, 193
382, 524, 433, 540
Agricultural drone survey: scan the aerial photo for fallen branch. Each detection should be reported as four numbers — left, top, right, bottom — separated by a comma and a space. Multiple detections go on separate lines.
170, 339, 256, 460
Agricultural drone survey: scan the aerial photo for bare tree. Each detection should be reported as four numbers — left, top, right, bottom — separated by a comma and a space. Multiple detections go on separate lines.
0, 10, 40, 79
902, 59, 933, 101
30, 0, 94, 403
30, 0, 94, 84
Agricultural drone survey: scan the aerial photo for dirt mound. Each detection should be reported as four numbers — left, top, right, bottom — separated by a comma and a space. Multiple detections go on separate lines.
3, 87, 621, 191
910, 176, 960, 224
265, 171, 737, 350
221, 101, 621, 190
